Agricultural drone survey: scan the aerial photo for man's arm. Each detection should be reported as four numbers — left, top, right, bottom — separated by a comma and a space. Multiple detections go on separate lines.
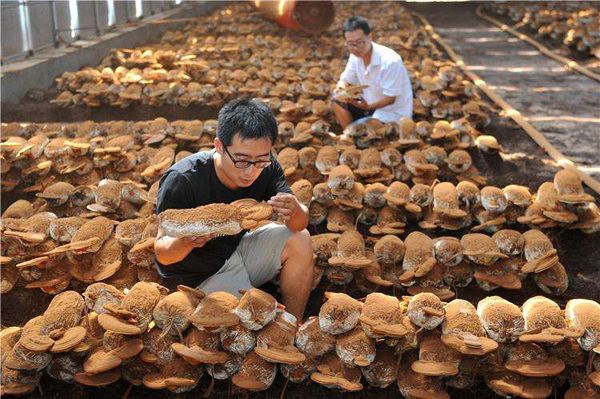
268, 193, 309, 232
352, 95, 396, 111
154, 228, 215, 265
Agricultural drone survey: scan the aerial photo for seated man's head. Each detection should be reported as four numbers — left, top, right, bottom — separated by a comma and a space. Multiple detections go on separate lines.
343, 16, 372, 58
215, 98, 278, 188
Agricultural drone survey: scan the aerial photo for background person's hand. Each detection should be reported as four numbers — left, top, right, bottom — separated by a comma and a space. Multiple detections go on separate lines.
350, 98, 371, 110
181, 233, 216, 249
268, 192, 299, 223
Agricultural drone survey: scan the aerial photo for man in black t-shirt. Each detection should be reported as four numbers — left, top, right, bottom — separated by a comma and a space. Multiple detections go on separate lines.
154, 98, 314, 321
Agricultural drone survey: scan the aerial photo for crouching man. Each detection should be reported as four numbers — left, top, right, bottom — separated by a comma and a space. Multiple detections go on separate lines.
154, 98, 315, 321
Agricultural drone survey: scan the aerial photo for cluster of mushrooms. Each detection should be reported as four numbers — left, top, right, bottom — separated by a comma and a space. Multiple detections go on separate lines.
48, 1, 492, 124
1, 114, 597, 296
2, 2, 600, 398
485, 2, 600, 58
2, 286, 600, 398
312, 228, 568, 299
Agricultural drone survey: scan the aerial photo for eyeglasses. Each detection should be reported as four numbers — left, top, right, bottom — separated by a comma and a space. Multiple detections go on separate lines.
345, 38, 367, 48
223, 146, 273, 169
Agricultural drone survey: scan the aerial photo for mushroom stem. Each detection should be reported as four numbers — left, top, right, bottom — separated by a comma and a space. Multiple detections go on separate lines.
280, 376, 289, 399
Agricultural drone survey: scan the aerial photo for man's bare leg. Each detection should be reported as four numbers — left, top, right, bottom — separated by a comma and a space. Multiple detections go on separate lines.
279, 229, 314, 322
332, 101, 354, 130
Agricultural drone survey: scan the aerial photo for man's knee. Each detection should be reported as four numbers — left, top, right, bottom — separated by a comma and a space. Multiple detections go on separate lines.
284, 229, 312, 258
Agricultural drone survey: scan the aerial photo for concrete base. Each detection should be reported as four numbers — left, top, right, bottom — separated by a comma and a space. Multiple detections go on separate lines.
0, 1, 224, 104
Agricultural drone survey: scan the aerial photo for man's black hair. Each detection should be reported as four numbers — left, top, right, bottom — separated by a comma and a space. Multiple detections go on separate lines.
342, 16, 371, 35
217, 98, 278, 146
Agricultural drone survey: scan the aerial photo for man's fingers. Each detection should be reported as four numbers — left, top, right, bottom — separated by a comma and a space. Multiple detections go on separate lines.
273, 207, 292, 216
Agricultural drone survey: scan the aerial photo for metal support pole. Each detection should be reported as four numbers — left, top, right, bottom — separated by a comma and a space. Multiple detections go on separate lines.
50, 0, 59, 47
21, 0, 35, 56
92, 0, 101, 36
125, 0, 130, 22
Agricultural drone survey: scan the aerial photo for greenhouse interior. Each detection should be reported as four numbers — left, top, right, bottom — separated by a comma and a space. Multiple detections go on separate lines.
1, 1, 599, 398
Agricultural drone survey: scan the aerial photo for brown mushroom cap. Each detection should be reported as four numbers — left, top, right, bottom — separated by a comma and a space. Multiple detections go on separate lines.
74, 369, 121, 387
504, 342, 565, 377
295, 316, 336, 357
310, 353, 363, 392
565, 299, 600, 352
520, 296, 581, 343
255, 311, 305, 364
477, 296, 525, 343
189, 291, 240, 328
554, 169, 595, 204
83, 349, 122, 374
231, 351, 277, 391
328, 230, 373, 269
359, 293, 407, 338
487, 372, 552, 399
407, 293, 445, 330
441, 299, 497, 355
412, 333, 460, 376
319, 292, 363, 335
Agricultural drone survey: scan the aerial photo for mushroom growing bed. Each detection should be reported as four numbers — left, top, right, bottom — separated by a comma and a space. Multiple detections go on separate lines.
1, 1, 599, 398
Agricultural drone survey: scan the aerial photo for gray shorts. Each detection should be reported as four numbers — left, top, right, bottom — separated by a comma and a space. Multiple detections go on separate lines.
197, 223, 293, 297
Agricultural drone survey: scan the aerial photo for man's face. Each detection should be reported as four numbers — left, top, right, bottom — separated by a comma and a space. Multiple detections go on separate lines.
344, 29, 371, 57
215, 134, 273, 188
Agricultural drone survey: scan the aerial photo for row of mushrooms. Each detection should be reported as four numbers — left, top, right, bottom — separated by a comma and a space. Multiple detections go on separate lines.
2, 286, 600, 398
485, 2, 600, 59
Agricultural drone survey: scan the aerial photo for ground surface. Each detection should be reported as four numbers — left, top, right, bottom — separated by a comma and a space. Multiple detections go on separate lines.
2, 2, 600, 398
410, 2, 600, 180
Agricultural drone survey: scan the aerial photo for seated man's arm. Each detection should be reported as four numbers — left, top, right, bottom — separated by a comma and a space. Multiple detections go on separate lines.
154, 170, 211, 266
154, 228, 214, 265
353, 94, 396, 111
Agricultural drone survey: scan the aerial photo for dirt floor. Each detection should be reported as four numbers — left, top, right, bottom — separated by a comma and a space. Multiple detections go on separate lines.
408, 2, 600, 180
2, 2, 600, 398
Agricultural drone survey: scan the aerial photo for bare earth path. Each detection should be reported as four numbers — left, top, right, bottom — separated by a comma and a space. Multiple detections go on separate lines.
409, 2, 600, 180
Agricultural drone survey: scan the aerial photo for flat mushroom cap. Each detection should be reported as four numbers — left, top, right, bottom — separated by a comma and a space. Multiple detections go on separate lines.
460, 233, 507, 259
319, 292, 363, 335
359, 293, 407, 338
231, 351, 277, 391
407, 293, 446, 330
504, 342, 565, 377
412, 332, 461, 376
565, 299, 600, 352
254, 311, 306, 365
441, 299, 497, 355
233, 288, 278, 331
295, 316, 336, 357
328, 230, 373, 269
158, 203, 244, 238
189, 291, 240, 329
310, 353, 363, 392
477, 296, 525, 343
520, 296, 582, 343
486, 372, 552, 399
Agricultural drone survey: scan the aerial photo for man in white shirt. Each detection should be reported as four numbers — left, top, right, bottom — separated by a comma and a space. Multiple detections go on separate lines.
332, 16, 413, 129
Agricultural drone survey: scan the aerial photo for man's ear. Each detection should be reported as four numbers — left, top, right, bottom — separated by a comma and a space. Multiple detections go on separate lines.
214, 137, 223, 153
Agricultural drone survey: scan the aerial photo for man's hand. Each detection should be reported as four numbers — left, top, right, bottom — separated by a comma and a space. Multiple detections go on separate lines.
180, 233, 216, 249
350, 98, 371, 110
268, 193, 300, 223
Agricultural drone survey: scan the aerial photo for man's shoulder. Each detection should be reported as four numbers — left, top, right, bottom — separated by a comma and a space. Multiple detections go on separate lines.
167, 150, 213, 175
373, 42, 403, 65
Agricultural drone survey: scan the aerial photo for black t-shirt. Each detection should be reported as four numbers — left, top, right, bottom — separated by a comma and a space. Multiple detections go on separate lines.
155, 149, 292, 288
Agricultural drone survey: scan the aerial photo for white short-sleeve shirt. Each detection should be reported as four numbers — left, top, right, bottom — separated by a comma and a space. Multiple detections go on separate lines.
340, 42, 413, 123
